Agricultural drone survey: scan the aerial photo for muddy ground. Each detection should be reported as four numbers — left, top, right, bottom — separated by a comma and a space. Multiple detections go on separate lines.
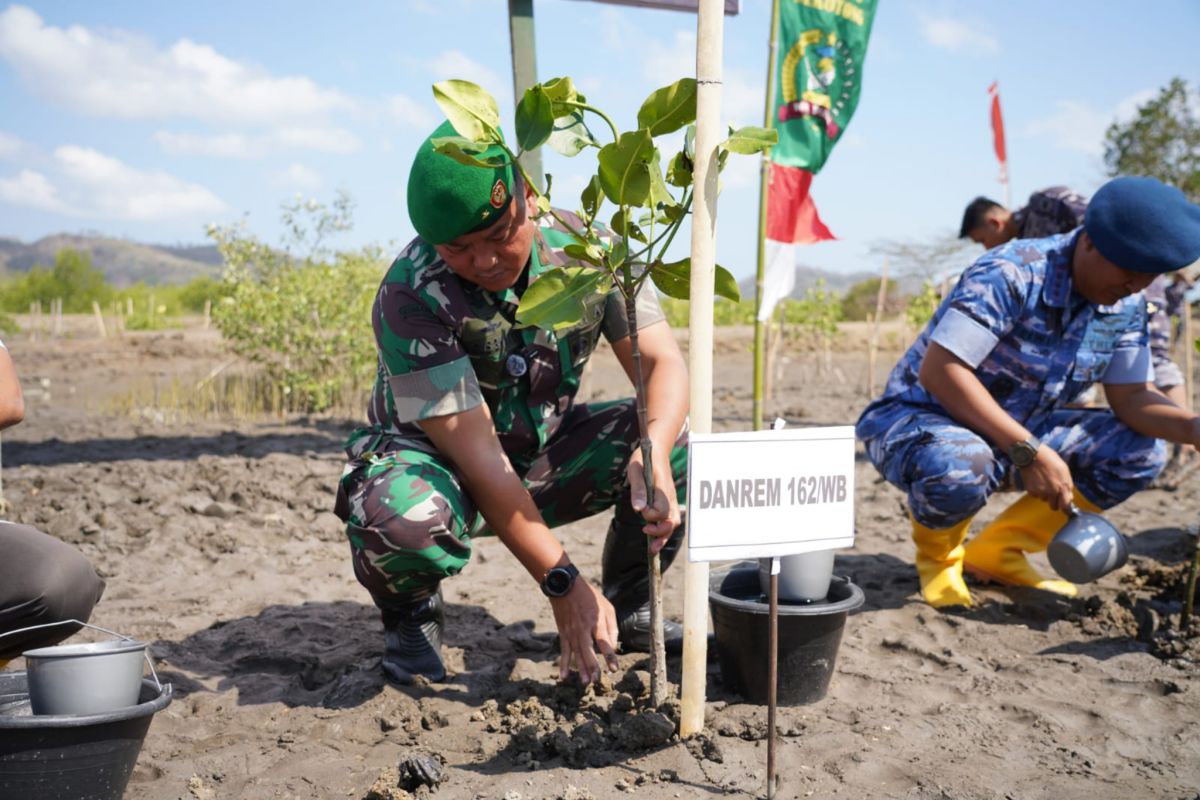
1, 319, 1198, 800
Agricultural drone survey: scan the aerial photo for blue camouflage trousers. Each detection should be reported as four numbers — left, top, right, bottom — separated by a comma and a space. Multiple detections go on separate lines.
863, 407, 1167, 529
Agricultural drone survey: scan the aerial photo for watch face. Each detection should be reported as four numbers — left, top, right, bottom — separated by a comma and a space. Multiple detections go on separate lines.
544, 567, 572, 596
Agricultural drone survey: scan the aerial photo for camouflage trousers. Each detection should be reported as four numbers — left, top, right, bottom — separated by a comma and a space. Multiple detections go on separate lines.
334, 399, 688, 605
863, 406, 1167, 529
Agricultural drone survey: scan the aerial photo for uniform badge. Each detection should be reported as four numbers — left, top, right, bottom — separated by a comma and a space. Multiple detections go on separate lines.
490, 179, 508, 209
505, 353, 528, 377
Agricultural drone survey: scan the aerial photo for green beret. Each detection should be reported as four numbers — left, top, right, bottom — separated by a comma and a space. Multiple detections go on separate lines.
407, 120, 515, 245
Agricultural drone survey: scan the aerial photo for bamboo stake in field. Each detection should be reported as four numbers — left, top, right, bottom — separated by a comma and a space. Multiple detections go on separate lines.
681, 0, 724, 739
1184, 303, 1194, 413
92, 301, 107, 339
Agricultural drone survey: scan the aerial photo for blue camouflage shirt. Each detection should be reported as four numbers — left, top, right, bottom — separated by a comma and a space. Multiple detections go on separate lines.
857, 231, 1153, 440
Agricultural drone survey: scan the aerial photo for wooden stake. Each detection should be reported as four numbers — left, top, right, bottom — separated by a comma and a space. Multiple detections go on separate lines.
1184, 304, 1194, 414
867, 312, 877, 397
92, 301, 107, 339
767, 557, 779, 800
203, 299, 212, 330
681, 0, 724, 739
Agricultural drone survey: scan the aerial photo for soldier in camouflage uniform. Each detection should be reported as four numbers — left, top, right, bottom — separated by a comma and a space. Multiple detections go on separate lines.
960, 187, 1190, 415
334, 121, 688, 685
861, 177, 1200, 609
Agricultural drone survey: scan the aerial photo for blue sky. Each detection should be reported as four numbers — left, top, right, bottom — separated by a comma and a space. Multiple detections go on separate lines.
0, 0, 1197, 282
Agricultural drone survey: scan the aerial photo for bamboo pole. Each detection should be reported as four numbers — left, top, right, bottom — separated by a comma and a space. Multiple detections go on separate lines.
203, 299, 212, 330
751, 0, 783, 432
1185, 304, 1194, 414
92, 301, 107, 339
867, 312, 877, 396
681, 0, 724, 739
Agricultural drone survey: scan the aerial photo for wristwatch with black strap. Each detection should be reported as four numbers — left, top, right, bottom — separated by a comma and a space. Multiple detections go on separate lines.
540, 563, 580, 598
1007, 434, 1042, 468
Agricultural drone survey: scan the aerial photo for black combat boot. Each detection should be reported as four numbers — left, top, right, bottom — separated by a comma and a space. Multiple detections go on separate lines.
379, 585, 446, 684
601, 509, 686, 654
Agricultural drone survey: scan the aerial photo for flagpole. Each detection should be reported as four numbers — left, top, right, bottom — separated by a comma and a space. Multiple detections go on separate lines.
752, 0, 783, 432
680, 0, 724, 740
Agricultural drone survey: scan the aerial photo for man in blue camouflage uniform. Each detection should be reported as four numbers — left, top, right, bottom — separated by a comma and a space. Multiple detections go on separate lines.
861, 177, 1200, 608
333, 120, 688, 684
961, 187, 1191, 428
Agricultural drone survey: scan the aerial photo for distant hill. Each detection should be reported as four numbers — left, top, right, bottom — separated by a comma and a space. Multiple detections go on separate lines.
0, 234, 222, 286
736, 263, 926, 301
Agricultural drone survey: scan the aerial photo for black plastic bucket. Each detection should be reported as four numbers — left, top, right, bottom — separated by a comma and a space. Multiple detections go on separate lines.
0, 672, 172, 800
709, 563, 863, 705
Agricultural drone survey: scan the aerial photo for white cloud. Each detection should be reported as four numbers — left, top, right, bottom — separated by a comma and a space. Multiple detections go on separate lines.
428, 50, 506, 101
0, 131, 23, 160
0, 145, 226, 221
154, 127, 360, 158
0, 5, 355, 126
273, 163, 322, 190
1022, 89, 1157, 156
0, 168, 68, 212
388, 94, 438, 132
919, 15, 1000, 55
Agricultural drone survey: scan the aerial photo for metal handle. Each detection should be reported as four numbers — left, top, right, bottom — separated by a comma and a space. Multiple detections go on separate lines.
0, 618, 162, 691
1066, 502, 1082, 518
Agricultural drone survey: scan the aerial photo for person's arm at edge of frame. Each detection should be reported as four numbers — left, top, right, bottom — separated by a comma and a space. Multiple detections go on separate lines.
918, 343, 1075, 512
0, 345, 25, 430
1104, 380, 1200, 449
415, 404, 619, 684
609, 319, 689, 553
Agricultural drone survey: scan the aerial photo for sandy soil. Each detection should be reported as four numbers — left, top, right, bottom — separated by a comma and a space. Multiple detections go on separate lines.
1, 320, 1198, 800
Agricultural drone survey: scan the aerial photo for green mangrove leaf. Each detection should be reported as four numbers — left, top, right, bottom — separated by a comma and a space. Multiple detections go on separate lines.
721, 125, 778, 155
516, 86, 555, 151
517, 267, 607, 331
684, 124, 696, 159
714, 263, 740, 302
597, 130, 653, 208
647, 148, 677, 209
542, 76, 582, 109
610, 209, 646, 243
637, 78, 698, 137
431, 136, 506, 169
666, 150, 693, 187
536, 194, 551, 215
548, 109, 596, 157
564, 243, 603, 265
432, 80, 502, 143
580, 175, 604, 220
650, 259, 741, 302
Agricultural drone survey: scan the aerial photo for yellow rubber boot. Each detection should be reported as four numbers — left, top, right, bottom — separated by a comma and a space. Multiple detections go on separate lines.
911, 514, 974, 608
961, 491, 1097, 597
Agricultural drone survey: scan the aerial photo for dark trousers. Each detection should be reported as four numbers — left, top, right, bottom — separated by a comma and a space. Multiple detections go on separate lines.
0, 521, 106, 660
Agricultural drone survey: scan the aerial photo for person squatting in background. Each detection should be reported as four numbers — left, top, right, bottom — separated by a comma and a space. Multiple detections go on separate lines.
333, 121, 689, 685
0, 338, 105, 667
860, 177, 1200, 608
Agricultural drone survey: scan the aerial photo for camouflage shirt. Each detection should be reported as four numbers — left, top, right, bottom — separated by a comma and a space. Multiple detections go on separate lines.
858, 231, 1152, 440
357, 209, 664, 463
1012, 186, 1087, 239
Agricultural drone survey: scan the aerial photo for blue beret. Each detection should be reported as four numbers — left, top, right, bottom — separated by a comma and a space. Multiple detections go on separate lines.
1083, 176, 1200, 273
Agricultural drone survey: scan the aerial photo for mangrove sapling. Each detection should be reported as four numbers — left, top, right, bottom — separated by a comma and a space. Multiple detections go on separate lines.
430, 77, 774, 705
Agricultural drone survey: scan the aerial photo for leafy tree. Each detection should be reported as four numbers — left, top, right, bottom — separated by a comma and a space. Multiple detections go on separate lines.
209, 196, 385, 413
1104, 77, 1199, 200
0, 248, 111, 313
840, 276, 901, 321
905, 281, 941, 330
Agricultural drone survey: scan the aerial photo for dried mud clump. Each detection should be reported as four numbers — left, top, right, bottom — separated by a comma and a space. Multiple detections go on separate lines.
472, 673, 679, 768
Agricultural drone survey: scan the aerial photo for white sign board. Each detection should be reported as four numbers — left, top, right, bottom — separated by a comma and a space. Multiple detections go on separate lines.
686, 426, 856, 562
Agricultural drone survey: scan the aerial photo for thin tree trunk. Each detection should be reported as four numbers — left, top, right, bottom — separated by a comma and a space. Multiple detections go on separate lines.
625, 290, 667, 707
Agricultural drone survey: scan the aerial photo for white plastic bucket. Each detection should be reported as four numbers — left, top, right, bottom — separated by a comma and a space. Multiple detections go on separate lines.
1, 620, 160, 716
758, 549, 836, 603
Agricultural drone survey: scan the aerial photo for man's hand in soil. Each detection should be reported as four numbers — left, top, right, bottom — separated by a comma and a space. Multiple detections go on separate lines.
549, 579, 619, 684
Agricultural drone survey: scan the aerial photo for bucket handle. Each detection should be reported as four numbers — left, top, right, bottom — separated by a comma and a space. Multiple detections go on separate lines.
0, 618, 162, 691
